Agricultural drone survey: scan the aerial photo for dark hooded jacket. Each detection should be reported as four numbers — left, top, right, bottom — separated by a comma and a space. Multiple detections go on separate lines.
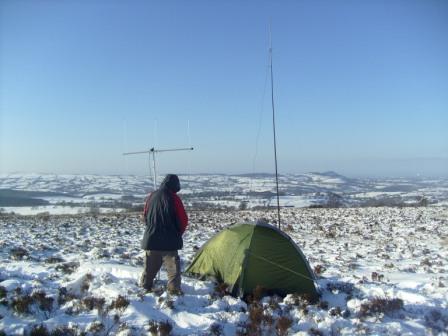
141, 174, 187, 251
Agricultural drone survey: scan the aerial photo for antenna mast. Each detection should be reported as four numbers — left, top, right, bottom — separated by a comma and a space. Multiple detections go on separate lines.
269, 25, 281, 229
123, 147, 194, 190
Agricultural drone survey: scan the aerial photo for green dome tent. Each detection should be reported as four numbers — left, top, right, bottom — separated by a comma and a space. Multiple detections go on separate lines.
185, 222, 318, 299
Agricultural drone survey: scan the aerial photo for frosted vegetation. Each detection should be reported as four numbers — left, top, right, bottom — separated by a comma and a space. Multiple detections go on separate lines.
0, 207, 447, 335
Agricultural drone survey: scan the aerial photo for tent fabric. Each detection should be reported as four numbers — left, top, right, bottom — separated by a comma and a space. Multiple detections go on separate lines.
185, 222, 318, 298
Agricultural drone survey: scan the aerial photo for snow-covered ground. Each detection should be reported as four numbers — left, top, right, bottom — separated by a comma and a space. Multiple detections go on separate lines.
0, 207, 447, 335
1, 173, 447, 215
0, 206, 127, 216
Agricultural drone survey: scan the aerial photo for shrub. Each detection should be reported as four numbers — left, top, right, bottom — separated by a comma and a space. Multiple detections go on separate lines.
342, 309, 351, 318
318, 300, 328, 310
371, 272, 384, 282
313, 264, 326, 276
326, 281, 354, 295
329, 306, 342, 316
309, 328, 324, 336
29, 324, 50, 336
268, 296, 281, 311
80, 273, 93, 293
57, 287, 79, 306
0, 286, 6, 299
244, 301, 278, 335
162, 299, 174, 310
31, 290, 54, 314
252, 285, 265, 303
359, 297, 404, 317
248, 303, 264, 327
148, 320, 158, 336
209, 322, 223, 336
88, 205, 101, 215
87, 321, 104, 333
285, 292, 315, 309
213, 282, 230, 299
49, 326, 79, 336
11, 294, 33, 314
81, 296, 106, 312
148, 320, 172, 336
109, 295, 130, 313
238, 201, 248, 210
44, 256, 65, 264
36, 212, 51, 221
159, 320, 173, 336
275, 315, 293, 336
10, 247, 29, 260
55, 261, 80, 274
284, 224, 294, 232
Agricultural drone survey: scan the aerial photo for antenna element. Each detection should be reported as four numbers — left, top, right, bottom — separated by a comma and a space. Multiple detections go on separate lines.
123, 147, 194, 190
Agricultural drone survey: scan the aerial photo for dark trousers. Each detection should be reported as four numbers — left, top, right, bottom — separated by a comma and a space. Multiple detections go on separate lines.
140, 250, 181, 291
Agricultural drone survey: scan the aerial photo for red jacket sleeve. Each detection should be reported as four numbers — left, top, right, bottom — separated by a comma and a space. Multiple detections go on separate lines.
172, 192, 188, 234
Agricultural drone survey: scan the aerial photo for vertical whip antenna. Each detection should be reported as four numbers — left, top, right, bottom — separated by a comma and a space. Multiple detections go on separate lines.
269, 24, 281, 229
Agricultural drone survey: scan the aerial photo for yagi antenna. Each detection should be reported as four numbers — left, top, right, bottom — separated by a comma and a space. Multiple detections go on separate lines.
123, 147, 194, 190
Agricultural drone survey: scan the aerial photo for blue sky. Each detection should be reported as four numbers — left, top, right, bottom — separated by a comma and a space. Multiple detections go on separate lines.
1, 0, 447, 177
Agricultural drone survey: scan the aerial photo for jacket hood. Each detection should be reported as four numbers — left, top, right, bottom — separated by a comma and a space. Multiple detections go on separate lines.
161, 174, 180, 193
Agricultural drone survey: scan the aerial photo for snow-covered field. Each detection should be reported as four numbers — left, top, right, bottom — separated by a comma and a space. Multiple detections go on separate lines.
1, 173, 447, 215
1, 207, 447, 335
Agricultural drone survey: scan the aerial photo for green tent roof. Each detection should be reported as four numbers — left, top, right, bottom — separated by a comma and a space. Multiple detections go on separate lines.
185, 222, 318, 299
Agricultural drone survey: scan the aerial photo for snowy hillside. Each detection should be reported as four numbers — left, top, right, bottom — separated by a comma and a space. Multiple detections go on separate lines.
0, 207, 447, 335
1, 173, 447, 215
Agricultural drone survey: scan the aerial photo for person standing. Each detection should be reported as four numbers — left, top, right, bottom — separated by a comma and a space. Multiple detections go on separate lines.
140, 174, 188, 294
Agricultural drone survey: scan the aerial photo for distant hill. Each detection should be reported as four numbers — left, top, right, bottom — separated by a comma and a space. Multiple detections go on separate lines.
0, 189, 52, 206
0, 173, 446, 211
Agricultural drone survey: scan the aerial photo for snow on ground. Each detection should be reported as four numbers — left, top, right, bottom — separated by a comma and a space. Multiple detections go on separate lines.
0, 207, 447, 335
0, 206, 126, 216
276, 196, 314, 208
354, 192, 403, 198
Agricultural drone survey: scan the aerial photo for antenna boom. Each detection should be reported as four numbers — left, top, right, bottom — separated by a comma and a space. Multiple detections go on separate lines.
123, 147, 193, 156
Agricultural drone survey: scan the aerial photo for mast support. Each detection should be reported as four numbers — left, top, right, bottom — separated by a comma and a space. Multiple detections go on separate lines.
269, 26, 281, 229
